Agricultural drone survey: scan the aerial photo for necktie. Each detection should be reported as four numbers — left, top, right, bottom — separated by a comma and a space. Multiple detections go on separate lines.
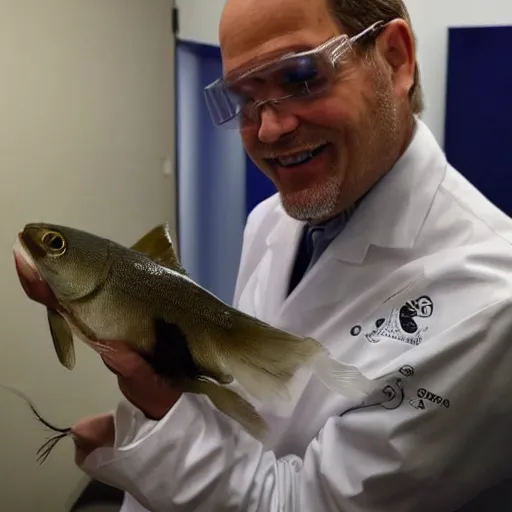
287, 204, 359, 296
287, 224, 326, 295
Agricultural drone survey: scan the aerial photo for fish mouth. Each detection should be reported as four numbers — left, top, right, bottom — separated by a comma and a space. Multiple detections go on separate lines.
13, 232, 60, 309
14, 232, 40, 278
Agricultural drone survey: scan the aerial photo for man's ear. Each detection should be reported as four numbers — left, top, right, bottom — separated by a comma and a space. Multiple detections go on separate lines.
375, 19, 416, 100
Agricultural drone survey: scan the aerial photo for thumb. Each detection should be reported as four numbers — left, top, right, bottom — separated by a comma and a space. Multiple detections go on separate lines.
71, 413, 115, 466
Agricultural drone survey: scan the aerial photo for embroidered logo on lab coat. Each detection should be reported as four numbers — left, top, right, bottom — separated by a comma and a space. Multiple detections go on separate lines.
364, 295, 434, 346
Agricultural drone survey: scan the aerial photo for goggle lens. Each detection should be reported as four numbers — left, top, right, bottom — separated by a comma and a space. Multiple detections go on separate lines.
204, 52, 334, 129
204, 81, 244, 128
204, 20, 387, 130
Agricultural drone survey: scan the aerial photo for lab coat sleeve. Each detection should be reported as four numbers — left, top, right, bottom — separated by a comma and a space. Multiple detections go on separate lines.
78, 291, 512, 512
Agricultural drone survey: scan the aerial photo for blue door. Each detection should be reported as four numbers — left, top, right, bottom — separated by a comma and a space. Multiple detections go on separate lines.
176, 39, 276, 303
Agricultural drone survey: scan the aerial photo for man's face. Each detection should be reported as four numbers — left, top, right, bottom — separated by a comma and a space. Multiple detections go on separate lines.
219, 0, 413, 222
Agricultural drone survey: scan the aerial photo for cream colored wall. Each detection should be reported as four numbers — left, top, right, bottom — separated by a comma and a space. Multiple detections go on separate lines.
0, 1, 176, 510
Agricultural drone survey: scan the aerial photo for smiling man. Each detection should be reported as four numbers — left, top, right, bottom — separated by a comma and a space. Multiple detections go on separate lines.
22, 0, 512, 511
216, 0, 416, 225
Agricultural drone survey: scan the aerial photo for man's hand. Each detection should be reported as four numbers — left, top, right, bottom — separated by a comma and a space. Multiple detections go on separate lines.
101, 341, 183, 421
71, 413, 116, 466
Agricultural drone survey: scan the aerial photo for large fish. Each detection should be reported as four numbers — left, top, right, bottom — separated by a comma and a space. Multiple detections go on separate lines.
13, 222, 377, 440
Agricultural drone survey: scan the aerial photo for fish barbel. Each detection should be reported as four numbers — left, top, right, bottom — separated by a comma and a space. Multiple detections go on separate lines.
13, 222, 377, 440
0, 384, 71, 464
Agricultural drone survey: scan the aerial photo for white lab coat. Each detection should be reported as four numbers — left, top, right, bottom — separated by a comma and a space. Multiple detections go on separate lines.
82, 119, 512, 511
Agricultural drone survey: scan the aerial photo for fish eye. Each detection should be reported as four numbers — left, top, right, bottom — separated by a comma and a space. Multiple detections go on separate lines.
42, 232, 66, 254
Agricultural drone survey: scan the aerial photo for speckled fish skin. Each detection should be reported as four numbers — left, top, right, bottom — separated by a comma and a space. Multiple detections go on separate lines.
13, 222, 377, 440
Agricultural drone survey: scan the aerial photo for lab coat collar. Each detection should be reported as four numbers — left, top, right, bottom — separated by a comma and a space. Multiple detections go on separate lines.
265, 118, 447, 265
331, 118, 447, 263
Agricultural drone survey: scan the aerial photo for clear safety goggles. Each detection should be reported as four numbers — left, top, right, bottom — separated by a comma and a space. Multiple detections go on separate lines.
204, 20, 388, 130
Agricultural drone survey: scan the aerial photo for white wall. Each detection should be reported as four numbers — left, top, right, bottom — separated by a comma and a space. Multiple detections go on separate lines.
176, 0, 224, 49
176, 0, 512, 145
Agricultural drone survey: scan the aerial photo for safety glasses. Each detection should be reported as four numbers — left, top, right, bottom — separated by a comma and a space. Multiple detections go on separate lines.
204, 20, 388, 130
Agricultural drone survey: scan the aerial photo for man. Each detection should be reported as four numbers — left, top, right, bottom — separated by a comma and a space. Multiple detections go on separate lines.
23, 0, 512, 510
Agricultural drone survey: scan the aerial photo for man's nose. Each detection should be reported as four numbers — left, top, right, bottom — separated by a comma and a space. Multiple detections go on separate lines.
257, 105, 299, 144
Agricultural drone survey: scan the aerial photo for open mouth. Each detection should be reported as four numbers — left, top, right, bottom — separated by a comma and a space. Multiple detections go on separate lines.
14, 233, 38, 274
13, 235, 61, 309
270, 143, 330, 168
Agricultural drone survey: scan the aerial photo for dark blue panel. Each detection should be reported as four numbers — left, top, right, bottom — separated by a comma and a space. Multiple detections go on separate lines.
444, 25, 512, 217
245, 153, 277, 217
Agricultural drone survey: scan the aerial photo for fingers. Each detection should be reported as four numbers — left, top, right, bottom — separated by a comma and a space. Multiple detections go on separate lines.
71, 413, 115, 466
101, 345, 182, 421
101, 342, 148, 379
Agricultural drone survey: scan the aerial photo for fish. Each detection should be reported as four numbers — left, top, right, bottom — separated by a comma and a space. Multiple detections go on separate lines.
13, 222, 378, 441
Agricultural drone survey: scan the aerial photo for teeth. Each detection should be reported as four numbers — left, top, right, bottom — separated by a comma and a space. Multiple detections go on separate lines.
278, 151, 313, 167
275, 144, 328, 167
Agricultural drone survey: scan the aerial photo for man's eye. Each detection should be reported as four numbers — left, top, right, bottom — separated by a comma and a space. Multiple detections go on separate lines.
239, 98, 259, 119
282, 57, 319, 84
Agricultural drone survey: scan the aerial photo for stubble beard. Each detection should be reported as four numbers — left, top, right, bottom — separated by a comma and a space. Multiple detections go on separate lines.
279, 167, 341, 222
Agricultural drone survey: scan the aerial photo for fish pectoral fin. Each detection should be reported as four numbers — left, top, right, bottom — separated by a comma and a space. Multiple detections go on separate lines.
185, 378, 268, 441
131, 224, 188, 276
47, 308, 76, 370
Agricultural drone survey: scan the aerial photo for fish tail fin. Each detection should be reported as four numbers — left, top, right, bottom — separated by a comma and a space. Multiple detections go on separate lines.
308, 348, 377, 399
222, 315, 376, 402
186, 378, 268, 440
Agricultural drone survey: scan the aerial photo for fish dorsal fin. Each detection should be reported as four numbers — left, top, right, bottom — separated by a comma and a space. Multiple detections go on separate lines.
131, 224, 188, 275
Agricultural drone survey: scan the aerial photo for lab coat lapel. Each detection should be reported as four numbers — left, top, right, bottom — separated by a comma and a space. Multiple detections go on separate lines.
252, 212, 304, 323
278, 119, 448, 316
